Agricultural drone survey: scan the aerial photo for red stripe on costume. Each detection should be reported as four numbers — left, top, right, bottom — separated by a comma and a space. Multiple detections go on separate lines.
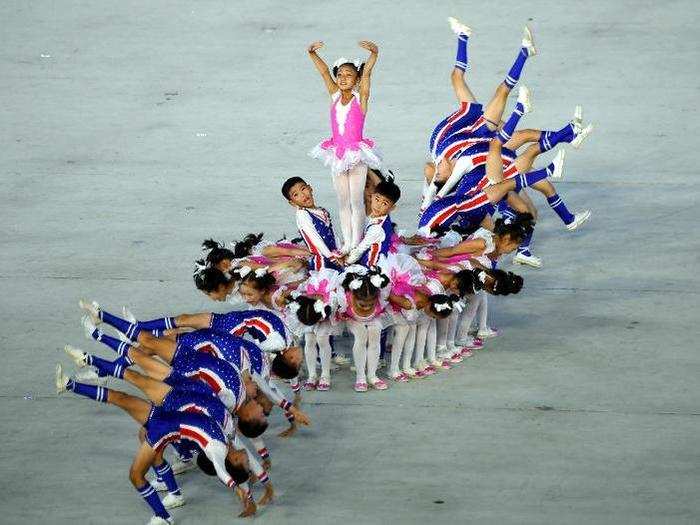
245, 318, 271, 335
444, 139, 472, 161
431, 203, 461, 228
456, 193, 489, 213
470, 116, 486, 131
180, 426, 209, 449
153, 432, 179, 453
301, 231, 319, 255
471, 154, 488, 167
196, 370, 223, 393
196, 342, 220, 358
430, 192, 491, 229
435, 103, 470, 147
368, 244, 380, 266
503, 163, 519, 179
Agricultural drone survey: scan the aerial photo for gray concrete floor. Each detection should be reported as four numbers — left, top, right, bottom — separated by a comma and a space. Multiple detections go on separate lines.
2, 1, 699, 524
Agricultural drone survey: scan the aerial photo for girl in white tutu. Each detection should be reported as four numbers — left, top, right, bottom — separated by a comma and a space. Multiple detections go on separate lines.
290, 268, 344, 392
336, 266, 392, 392
307, 40, 382, 252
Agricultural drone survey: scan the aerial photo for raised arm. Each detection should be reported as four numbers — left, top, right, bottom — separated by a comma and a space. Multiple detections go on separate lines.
307, 41, 338, 96
358, 40, 379, 113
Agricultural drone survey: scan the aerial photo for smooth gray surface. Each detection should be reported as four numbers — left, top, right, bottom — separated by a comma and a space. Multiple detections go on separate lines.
2, 1, 699, 524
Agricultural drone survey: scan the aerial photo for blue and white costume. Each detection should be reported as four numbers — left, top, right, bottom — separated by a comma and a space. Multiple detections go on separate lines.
345, 214, 395, 267
295, 206, 342, 271
210, 309, 289, 352
144, 411, 241, 489
167, 342, 245, 413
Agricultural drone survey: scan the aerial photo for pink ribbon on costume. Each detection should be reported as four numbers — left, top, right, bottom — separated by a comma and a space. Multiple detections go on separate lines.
390, 268, 416, 299
306, 279, 331, 302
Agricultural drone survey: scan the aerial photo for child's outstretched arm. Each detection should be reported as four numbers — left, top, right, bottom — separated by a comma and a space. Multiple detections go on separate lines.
307, 41, 338, 96
358, 40, 379, 113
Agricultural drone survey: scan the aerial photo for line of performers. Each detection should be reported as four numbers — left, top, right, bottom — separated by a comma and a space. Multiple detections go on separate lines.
55, 17, 593, 524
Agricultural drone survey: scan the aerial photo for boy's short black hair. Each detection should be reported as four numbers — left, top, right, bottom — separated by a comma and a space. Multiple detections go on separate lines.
374, 179, 401, 204
282, 177, 307, 200
238, 417, 269, 439
197, 453, 250, 484
270, 352, 299, 379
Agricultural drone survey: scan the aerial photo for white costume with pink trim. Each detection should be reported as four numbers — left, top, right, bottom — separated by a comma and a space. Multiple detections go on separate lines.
309, 91, 382, 175
295, 268, 344, 337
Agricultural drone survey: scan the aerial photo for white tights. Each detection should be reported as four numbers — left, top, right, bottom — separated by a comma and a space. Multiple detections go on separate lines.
401, 323, 417, 372
333, 163, 368, 249
456, 292, 488, 341
414, 317, 437, 367
303, 332, 332, 380
347, 320, 381, 384
389, 323, 409, 376
436, 311, 460, 355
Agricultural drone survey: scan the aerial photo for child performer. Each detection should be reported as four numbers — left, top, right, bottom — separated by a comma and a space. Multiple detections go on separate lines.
345, 177, 402, 266
282, 176, 343, 271
307, 40, 382, 252
291, 268, 344, 391
337, 266, 392, 392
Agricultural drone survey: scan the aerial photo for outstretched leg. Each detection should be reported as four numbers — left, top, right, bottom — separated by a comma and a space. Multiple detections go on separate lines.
448, 17, 476, 103
482, 27, 536, 128
57, 365, 151, 422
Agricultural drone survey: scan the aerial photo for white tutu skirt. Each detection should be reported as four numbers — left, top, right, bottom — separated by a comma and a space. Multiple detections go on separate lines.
309, 142, 382, 176
314, 318, 345, 338
378, 253, 426, 289
342, 311, 395, 332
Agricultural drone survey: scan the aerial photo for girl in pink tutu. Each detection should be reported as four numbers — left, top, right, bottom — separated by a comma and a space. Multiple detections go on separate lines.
307, 40, 382, 253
